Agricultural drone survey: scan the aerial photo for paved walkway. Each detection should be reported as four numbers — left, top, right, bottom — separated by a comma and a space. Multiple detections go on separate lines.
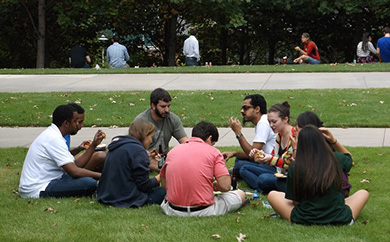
1, 72, 390, 148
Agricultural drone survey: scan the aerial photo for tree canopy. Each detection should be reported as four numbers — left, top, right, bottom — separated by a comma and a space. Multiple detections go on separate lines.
0, 0, 388, 68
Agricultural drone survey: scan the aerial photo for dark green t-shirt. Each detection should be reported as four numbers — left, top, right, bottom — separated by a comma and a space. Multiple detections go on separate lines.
285, 152, 353, 225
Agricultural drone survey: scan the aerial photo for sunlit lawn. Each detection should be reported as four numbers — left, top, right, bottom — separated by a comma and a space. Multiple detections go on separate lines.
0, 147, 386, 241
1, 89, 390, 128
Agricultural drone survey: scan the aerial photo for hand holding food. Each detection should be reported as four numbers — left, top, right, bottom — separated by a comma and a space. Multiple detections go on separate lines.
82, 140, 92, 149
250, 149, 268, 163
92, 130, 106, 147
282, 150, 294, 165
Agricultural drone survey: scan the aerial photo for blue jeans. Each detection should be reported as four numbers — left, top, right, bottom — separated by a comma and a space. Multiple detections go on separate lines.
185, 57, 199, 66
39, 173, 97, 198
145, 187, 166, 205
239, 164, 277, 193
233, 158, 275, 179
306, 56, 320, 64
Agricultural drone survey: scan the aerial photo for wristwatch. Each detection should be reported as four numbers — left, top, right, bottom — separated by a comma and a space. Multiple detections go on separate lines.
236, 133, 244, 139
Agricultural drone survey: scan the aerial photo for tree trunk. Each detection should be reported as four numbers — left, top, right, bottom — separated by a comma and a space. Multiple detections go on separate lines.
220, 28, 228, 65
164, 14, 177, 66
36, 0, 45, 68
268, 38, 275, 65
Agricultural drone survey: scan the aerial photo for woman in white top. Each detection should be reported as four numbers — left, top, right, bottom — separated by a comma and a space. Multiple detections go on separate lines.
356, 32, 378, 63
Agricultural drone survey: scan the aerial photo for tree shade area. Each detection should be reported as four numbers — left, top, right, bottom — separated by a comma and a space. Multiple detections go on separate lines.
1, 0, 389, 68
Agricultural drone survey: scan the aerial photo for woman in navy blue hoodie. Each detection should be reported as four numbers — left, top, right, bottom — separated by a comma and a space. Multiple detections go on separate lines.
97, 121, 166, 208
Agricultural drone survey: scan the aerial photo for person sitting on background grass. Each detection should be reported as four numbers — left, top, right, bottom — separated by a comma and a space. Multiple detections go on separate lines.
19, 105, 104, 198
267, 125, 369, 225
377, 26, 390, 63
64, 103, 106, 172
97, 121, 166, 208
294, 33, 321, 64
160, 121, 246, 217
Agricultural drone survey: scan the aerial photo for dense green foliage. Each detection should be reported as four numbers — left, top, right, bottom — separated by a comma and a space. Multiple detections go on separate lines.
0, 146, 386, 241
1, 0, 389, 68
1, 88, 390, 127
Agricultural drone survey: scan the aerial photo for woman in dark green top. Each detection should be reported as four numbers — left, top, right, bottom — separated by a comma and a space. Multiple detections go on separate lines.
268, 125, 369, 225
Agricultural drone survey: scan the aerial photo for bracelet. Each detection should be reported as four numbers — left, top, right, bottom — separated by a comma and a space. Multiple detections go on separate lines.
331, 139, 337, 145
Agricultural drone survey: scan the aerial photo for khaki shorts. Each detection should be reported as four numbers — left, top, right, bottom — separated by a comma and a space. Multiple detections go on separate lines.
161, 191, 242, 217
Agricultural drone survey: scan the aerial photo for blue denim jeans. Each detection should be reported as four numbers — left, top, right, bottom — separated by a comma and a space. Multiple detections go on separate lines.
39, 173, 97, 198
185, 57, 199, 66
306, 56, 320, 64
239, 163, 277, 193
145, 187, 166, 205
233, 158, 275, 179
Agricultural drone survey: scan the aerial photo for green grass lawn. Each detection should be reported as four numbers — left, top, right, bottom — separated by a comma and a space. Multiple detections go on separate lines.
1, 89, 390, 128
0, 146, 387, 241
1, 63, 389, 74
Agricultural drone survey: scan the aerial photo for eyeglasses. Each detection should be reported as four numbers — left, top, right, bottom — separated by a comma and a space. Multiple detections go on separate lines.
241, 105, 254, 111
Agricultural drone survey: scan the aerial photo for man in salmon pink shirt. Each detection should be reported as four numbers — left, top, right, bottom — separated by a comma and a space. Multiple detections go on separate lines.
160, 121, 246, 216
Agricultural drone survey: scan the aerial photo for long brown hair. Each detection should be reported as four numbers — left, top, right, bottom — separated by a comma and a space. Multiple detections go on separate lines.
293, 125, 343, 200
128, 121, 155, 142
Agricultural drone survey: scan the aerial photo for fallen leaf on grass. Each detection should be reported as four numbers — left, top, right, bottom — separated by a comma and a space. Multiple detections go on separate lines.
380, 101, 384, 104
141, 224, 149, 229
211, 234, 221, 239
44, 207, 58, 213
89, 201, 95, 204
52, 222, 57, 227
236, 233, 247, 242
73, 198, 80, 203
361, 220, 369, 225
377, 153, 384, 156
236, 216, 240, 223
12, 189, 19, 195
360, 179, 370, 183
250, 201, 261, 207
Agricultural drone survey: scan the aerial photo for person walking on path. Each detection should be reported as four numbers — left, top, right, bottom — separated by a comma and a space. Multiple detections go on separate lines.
107, 35, 130, 68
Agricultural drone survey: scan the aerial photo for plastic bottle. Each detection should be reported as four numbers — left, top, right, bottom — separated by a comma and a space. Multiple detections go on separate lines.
231, 169, 238, 190
158, 144, 166, 169
251, 190, 260, 200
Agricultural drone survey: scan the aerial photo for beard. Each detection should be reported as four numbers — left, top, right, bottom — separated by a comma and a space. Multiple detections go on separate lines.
155, 108, 169, 119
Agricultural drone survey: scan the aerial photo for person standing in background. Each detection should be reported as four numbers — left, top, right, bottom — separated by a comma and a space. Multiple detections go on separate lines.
183, 27, 200, 66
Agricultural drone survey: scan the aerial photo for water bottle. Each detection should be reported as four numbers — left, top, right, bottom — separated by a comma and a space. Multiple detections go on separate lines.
231, 169, 238, 190
251, 190, 260, 200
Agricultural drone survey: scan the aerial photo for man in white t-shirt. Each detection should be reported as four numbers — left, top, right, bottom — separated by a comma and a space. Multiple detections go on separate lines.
223, 94, 276, 178
19, 105, 104, 198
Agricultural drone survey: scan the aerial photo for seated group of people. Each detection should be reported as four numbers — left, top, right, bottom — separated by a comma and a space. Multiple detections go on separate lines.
18, 88, 369, 225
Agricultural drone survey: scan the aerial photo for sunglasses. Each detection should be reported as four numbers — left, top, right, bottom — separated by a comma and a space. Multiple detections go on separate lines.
241, 105, 254, 111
